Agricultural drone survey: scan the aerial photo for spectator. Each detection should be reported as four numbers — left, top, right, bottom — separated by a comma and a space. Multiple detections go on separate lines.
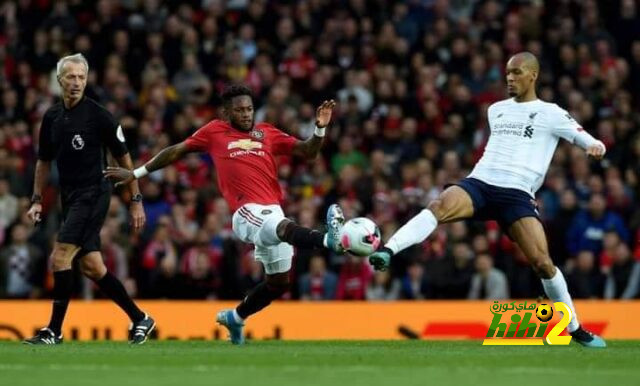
331, 136, 368, 175
336, 255, 373, 300
172, 53, 211, 105
567, 193, 629, 256
298, 255, 338, 301
181, 249, 219, 299
337, 71, 373, 113
0, 224, 45, 298
142, 216, 179, 297
0, 178, 18, 238
604, 243, 640, 299
181, 229, 221, 298
546, 189, 579, 266
599, 230, 622, 273
401, 261, 428, 300
566, 250, 606, 299
140, 181, 172, 232
366, 270, 401, 301
446, 242, 474, 298
468, 253, 509, 300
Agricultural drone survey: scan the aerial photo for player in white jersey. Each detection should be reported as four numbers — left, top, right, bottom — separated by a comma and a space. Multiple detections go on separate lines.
368, 52, 606, 348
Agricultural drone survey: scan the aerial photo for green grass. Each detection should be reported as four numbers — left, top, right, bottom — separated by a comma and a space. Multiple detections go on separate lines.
0, 340, 638, 386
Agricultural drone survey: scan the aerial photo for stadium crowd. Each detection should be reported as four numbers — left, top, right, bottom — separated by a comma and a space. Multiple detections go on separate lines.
1, 0, 640, 301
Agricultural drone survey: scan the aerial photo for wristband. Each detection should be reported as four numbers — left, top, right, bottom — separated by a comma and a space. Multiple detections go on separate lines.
133, 166, 149, 179
314, 125, 326, 137
31, 194, 42, 204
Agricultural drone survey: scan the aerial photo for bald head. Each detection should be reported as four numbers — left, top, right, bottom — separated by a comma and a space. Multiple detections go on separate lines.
506, 52, 540, 101
508, 52, 540, 73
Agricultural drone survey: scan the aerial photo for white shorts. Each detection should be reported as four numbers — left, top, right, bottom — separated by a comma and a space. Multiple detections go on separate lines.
232, 203, 293, 275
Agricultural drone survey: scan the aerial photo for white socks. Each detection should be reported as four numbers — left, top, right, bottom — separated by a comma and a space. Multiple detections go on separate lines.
232, 309, 244, 323
541, 267, 579, 333
385, 209, 438, 255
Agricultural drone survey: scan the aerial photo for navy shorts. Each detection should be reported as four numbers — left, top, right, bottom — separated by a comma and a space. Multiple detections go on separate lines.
455, 178, 540, 230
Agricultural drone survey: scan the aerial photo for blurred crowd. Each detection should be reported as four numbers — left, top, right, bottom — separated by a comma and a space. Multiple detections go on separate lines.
1, 0, 640, 301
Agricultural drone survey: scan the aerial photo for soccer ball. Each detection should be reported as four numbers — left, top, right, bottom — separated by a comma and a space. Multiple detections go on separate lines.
339, 217, 382, 256
536, 303, 553, 322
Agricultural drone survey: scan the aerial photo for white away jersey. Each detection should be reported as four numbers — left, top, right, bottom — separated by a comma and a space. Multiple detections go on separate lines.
468, 98, 583, 196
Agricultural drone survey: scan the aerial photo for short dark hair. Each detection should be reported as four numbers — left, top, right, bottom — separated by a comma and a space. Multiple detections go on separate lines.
221, 84, 253, 106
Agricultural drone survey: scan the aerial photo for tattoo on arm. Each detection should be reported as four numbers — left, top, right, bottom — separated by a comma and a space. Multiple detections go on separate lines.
293, 135, 324, 159
146, 143, 192, 172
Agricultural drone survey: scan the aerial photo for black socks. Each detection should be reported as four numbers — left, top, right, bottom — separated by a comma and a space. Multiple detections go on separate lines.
48, 270, 74, 336
96, 272, 145, 323
278, 222, 325, 249
236, 281, 289, 319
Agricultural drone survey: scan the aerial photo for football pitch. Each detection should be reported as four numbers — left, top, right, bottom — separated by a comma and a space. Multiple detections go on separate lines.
1, 340, 638, 386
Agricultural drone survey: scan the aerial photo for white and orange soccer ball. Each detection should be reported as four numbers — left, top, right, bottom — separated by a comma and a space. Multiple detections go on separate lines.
339, 217, 381, 256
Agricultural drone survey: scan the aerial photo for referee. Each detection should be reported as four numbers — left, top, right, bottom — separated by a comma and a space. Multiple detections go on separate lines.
24, 54, 155, 345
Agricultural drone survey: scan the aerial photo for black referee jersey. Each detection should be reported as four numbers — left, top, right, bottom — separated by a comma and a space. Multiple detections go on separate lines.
38, 96, 129, 189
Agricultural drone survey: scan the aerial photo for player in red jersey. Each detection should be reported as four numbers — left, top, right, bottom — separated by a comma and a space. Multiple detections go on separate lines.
104, 84, 345, 344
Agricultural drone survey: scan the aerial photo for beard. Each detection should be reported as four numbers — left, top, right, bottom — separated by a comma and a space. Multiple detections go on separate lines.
231, 119, 254, 131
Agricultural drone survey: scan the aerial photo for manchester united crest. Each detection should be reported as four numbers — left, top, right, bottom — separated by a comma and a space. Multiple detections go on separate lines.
249, 129, 264, 140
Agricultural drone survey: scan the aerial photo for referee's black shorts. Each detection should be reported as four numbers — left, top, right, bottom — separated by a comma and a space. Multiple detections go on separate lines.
58, 180, 111, 253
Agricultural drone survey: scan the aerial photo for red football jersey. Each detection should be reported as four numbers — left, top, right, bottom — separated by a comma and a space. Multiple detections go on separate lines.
184, 120, 297, 212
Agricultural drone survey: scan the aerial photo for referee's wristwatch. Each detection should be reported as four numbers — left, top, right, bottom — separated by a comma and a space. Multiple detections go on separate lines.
131, 193, 143, 203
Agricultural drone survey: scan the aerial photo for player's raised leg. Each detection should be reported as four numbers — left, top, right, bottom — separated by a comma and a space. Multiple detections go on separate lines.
508, 217, 606, 348
217, 203, 341, 344
24, 242, 80, 345
80, 252, 155, 344
369, 186, 474, 271
273, 204, 345, 253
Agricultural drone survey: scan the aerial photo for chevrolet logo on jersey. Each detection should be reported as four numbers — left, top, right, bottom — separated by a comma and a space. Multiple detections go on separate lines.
227, 139, 263, 151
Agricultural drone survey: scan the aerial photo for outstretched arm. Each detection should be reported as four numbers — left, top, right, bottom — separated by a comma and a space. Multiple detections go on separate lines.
292, 100, 336, 159
104, 142, 195, 186
574, 130, 606, 160
291, 130, 325, 159
142, 142, 194, 173
552, 108, 606, 159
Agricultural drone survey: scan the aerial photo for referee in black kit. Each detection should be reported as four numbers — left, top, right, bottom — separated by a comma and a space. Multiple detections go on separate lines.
24, 54, 155, 345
